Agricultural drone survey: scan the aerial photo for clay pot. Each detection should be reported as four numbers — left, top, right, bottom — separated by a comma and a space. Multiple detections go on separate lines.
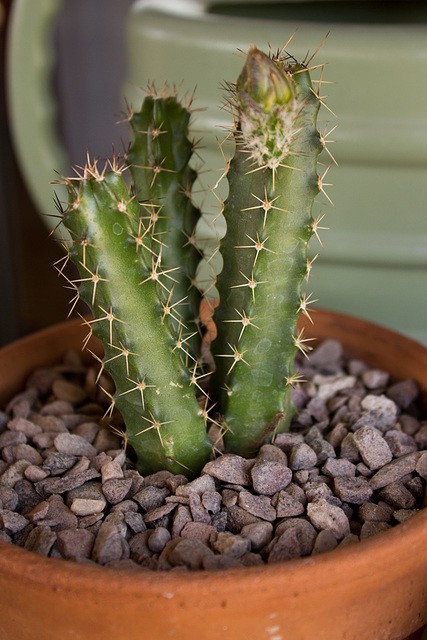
0, 310, 426, 640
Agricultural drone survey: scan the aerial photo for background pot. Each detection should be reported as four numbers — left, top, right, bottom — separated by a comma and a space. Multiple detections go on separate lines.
0, 309, 426, 640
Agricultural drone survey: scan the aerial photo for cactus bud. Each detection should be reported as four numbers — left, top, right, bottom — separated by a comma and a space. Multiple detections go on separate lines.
237, 47, 294, 112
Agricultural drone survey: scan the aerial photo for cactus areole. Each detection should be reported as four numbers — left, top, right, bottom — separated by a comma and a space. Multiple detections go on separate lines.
60, 45, 329, 477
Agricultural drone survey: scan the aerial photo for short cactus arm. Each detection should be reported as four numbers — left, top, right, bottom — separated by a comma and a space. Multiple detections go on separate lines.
213, 49, 323, 456
128, 93, 202, 339
62, 161, 211, 476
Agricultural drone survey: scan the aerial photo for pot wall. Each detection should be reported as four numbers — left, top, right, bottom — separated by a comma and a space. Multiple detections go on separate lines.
0, 310, 427, 640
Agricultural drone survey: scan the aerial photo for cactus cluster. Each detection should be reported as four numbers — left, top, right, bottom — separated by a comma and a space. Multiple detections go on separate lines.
59, 45, 331, 478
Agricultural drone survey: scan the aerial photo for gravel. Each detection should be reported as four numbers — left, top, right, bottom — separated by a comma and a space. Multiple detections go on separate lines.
0, 340, 426, 571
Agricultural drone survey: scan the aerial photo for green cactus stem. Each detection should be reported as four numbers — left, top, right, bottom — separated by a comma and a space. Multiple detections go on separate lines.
212, 48, 324, 457
127, 90, 202, 344
61, 158, 212, 477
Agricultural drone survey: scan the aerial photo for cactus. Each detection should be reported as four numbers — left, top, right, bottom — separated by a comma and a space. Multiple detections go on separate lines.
212, 48, 323, 457
59, 45, 329, 477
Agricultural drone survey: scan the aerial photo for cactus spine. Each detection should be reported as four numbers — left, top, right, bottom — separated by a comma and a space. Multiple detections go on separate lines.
60, 45, 328, 476
212, 48, 323, 456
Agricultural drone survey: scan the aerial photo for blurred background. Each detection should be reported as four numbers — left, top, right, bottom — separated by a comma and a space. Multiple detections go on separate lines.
1, 0, 427, 347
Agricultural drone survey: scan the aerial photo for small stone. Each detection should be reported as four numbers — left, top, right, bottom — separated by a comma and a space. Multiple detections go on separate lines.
44, 494, 78, 531
0, 460, 31, 487
325, 423, 348, 448
26, 501, 50, 522
133, 486, 169, 512
340, 433, 362, 463
360, 395, 398, 429
0, 483, 18, 510
304, 480, 333, 503
167, 538, 214, 570
309, 339, 343, 368
143, 502, 177, 528
32, 414, 68, 433
333, 476, 373, 504
400, 414, 420, 436
72, 421, 99, 443
225, 505, 261, 533
180, 521, 217, 545
384, 430, 418, 457
369, 452, 420, 490
251, 461, 292, 495
274, 432, 304, 453
360, 521, 391, 540
361, 369, 390, 389
378, 482, 417, 509
315, 375, 356, 402
123, 511, 146, 534
313, 529, 338, 554
54, 433, 98, 457
353, 426, 393, 470
175, 474, 215, 497
307, 499, 350, 541
386, 379, 419, 409
212, 511, 228, 532
268, 527, 301, 563
201, 490, 222, 514
238, 490, 276, 522
171, 505, 192, 538
415, 452, 427, 480
189, 492, 211, 524
275, 518, 317, 556
70, 497, 107, 516
102, 478, 132, 505
147, 526, 171, 553
93, 427, 122, 452
404, 476, 424, 501
0, 509, 29, 534
275, 491, 305, 518
66, 457, 91, 477
322, 458, 356, 478
309, 437, 336, 465
221, 489, 238, 508
240, 521, 273, 551
43, 452, 79, 476
91, 521, 129, 565
202, 454, 253, 485
13, 444, 43, 466
35, 469, 100, 496
337, 533, 360, 548
41, 400, 74, 416
52, 379, 87, 405
415, 424, 427, 449
393, 508, 419, 523
56, 529, 95, 559
7, 417, 42, 438
0, 430, 27, 448
256, 444, 288, 464
14, 479, 43, 514
358, 501, 394, 523
24, 525, 57, 556
289, 443, 317, 471
213, 531, 250, 557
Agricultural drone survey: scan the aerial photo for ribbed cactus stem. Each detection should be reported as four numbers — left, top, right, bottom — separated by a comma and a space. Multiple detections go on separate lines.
62, 159, 211, 476
128, 92, 202, 345
213, 48, 323, 456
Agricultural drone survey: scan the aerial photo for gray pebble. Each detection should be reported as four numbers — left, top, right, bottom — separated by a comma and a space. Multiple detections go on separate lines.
147, 526, 171, 553
52, 379, 87, 404
143, 502, 177, 528
56, 528, 95, 559
334, 476, 373, 504
171, 505, 192, 538
360, 520, 391, 540
123, 511, 146, 534
0, 509, 29, 534
189, 492, 211, 524
35, 469, 100, 496
202, 454, 253, 485
43, 452, 78, 476
133, 486, 169, 512
72, 421, 100, 443
102, 478, 133, 505
313, 529, 338, 554
251, 461, 292, 495
360, 395, 398, 429
180, 521, 217, 545
54, 433, 98, 457
238, 490, 276, 522
415, 452, 427, 480
225, 505, 261, 533
275, 518, 317, 556
13, 444, 43, 466
268, 527, 302, 563
7, 417, 42, 438
378, 482, 417, 509
201, 490, 222, 514
307, 499, 350, 541
322, 457, 356, 478
369, 452, 420, 490
167, 538, 213, 570
213, 531, 250, 557
92, 521, 129, 565
361, 369, 390, 389
275, 491, 305, 518
240, 521, 273, 551
0, 483, 18, 511
0, 430, 27, 448
24, 525, 57, 556
339, 433, 361, 463
175, 474, 215, 497
274, 432, 304, 453
384, 430, 418, 457
353, 426, 393, 470
256, 444, 288, 464
386, 379, 419, 409
358, 501, 394, 523
289, 443, 317, 471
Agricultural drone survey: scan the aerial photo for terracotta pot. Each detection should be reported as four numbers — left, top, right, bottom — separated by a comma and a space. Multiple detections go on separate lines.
0, 310, 427, 640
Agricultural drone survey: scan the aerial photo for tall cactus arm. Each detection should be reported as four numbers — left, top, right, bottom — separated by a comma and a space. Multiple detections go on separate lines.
61, 159, 212, 476
127, 92, 202, 342
213, 48, 323, 457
